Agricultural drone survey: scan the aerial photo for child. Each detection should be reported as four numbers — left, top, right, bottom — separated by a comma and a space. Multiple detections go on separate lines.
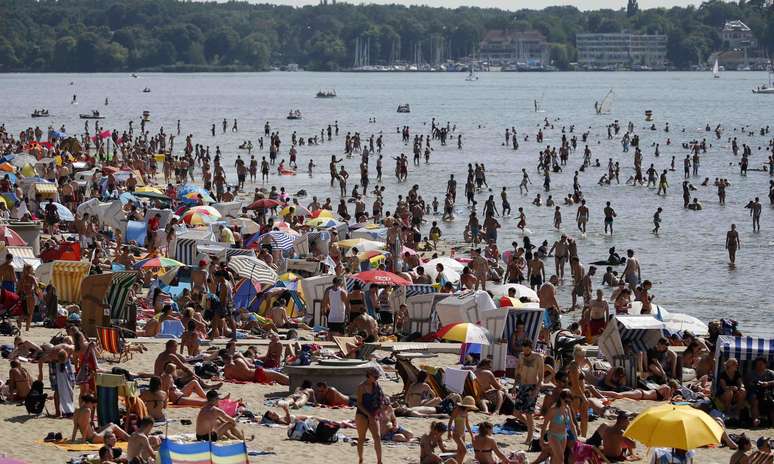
448, 396, 476, 464
429, 221, 441, 250
420, 421, 456, 464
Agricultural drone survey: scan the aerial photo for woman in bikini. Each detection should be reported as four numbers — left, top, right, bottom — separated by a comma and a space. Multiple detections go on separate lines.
600, 380, 677, 402
567, 361, 589, 437
355, 367, 384, 464
447, 396, 476, 464
540, 389, 576, 464
161, 364, 212, 407
472, 421, 511, 464
419, 422, 457, 464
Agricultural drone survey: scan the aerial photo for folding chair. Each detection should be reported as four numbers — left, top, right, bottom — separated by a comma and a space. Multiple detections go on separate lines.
96, 326, 132, 363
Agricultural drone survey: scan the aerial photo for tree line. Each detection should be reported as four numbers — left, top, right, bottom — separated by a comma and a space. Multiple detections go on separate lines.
0, 0, 772, 72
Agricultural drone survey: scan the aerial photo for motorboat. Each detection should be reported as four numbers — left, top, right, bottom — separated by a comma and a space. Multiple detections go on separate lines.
752, 71, 774, 94
316, 89, 336, 98
142, 110, 151, 121
79, 111, 105, 119
31, 109, 50, 118
142, 87, 151, 93
286, 110, 302, 120
645, 110, 654, 121
397, 104, 411, 113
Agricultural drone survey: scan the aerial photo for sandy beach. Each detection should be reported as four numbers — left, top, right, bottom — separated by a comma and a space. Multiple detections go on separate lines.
1, 327, 766, 464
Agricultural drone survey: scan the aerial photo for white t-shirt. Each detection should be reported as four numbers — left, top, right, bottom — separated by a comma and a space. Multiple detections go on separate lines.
327, 288, 346, 324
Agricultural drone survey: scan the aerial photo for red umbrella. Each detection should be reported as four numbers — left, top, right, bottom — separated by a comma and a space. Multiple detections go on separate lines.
352, 270, 411, 286
247, 198, 283, 210
0, 226, 27, 246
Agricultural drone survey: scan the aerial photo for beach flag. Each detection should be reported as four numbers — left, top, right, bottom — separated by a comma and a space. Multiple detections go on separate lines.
158, 439, 248, 464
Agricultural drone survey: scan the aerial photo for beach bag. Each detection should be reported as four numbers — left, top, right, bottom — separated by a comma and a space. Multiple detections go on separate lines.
25, 381, 47, 415
311, 420, 339, 443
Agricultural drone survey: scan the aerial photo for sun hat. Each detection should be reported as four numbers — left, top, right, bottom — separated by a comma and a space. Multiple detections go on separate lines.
457, 395, 478, 411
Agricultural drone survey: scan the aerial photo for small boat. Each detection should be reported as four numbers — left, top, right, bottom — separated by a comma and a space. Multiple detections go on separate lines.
465, 69, 479, 81
142, 87, 151, 93
142, 110, 150, 121
286, 110, 302, 120
31, 110, 50, 118
316, 89, 336, 98
645, 110, 654, 121
79, 111, 105, 120
397, 104, 411, 113
712, 59, 720, 79
752, 71, 774, 94
131, 73, 138, 78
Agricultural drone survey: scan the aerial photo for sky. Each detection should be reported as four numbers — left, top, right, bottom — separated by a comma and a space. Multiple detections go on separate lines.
243, 0, 704, 10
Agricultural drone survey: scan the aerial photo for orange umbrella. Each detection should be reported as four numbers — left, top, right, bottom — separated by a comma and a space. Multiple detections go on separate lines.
0, 163, 15, 172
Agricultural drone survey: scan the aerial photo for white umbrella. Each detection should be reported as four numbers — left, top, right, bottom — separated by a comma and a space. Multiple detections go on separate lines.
9, 154, 36, 167
488, 283, 539, 302
230, 217, 261, 235
655, 305, 709, 336
51, 202, 75, 222
227, 255, 278, 285
418, 264, 461, 283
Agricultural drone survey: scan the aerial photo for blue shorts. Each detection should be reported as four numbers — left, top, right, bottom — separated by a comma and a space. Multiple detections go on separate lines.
382, 426, 407, 441
2, 281, 15, 292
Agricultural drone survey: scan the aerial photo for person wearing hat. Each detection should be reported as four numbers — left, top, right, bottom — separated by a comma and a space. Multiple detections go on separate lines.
195, 389, 246, 442
753, 437, 772, 463
447, 395, 476, 463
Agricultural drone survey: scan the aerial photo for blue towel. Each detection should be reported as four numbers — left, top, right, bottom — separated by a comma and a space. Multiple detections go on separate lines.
471, 424, 522, 436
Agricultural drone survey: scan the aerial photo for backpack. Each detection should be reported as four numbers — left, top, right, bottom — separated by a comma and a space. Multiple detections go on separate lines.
25, 381, 48, 415
311, 420, 340, 444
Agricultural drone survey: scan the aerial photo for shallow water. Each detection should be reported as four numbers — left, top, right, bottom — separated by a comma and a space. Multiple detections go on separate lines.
3, 71, 773, 335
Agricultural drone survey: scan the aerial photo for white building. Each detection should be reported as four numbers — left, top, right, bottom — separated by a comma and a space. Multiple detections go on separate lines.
576, 32, 667, 70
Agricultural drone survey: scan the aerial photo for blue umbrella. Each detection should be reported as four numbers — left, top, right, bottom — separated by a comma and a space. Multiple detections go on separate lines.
119, 191, 139, 205
48, 130, 66, 140
51, 202, 75, 222
1, 173, 17, 185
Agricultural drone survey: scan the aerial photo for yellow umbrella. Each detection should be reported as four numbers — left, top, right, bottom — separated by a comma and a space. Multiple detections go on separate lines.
21, 164, 35, 177
279, 272, 301, 282
624, 404, 723, 450
136, 186, 164, 195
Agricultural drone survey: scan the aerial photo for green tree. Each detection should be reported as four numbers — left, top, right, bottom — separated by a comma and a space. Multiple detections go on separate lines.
627, 0, 639, 18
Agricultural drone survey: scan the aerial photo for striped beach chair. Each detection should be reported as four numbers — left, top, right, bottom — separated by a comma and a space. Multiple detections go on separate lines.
96, 326, 131, 363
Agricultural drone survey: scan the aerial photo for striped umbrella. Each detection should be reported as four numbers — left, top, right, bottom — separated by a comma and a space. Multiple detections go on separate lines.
182, 191, 215, 205
227, 255, 278, 285
246, 230, 296, 250
305, 217, 341, 229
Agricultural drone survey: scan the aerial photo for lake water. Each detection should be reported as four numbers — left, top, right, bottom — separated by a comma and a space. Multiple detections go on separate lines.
2, 71, 773, 335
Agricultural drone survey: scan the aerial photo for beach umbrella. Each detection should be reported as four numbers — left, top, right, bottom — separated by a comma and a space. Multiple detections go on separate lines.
135, 186, 164, 195
177, 184, 209, 198
279, 272, 301, 282
1, 173, 18, 185
337, 238, 385, 252
0, 162, 15, 172
0, 226, 27, 246
229, 217, 261, 235
357, 249, 387, 262
182, 191, 215, 204
246, 230, 296, 250
247, 198, 283, 210
272, 221, 301, 236
280, 204, 311, 217
134, 256, 184, 270
158, 266, 182, 285
233, 278, 263, 309
51, 202, 75, 222
435, 322, 491, 345
181, 205, 222, 225
309, 209, 334, 219
305, 217, 341, 229
119, 191, 140, 205
624, 404, 723, 451
487, 283, 539, 302
9, 154, 36, 168
134, 191, 169, 202
227, 255, 278, 285
352, 270, 412, 286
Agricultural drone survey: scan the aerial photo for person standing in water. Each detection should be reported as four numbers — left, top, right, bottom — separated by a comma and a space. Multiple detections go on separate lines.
576, 199, 589, 234
603, 201, 616, 235
725, 224, 740, 265
652, 207, 662, 234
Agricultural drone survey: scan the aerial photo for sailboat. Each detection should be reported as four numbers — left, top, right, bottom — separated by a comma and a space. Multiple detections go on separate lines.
752, 71, 774, 94
594, 89, 614, 115
713, 59, 720, 79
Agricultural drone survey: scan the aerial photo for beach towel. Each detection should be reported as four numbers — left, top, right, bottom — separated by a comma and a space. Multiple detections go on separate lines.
156, 319, 185, 338
470, 424, 522, 436
49, 360, 76, 415
443, 367, 470, 394
35, 439, 128, 452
